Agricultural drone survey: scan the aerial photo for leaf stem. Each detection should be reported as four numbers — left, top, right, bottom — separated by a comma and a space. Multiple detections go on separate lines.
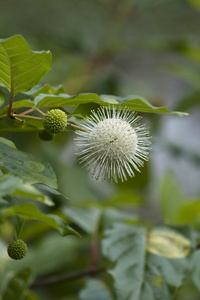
18, 220, 25, 239
33, 107, 46, 116
19, 108, 35, 115
13, 226, 18, 241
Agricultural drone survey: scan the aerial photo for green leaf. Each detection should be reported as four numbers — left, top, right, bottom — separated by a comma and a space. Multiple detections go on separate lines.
190, 251, 200, 292
0, 99, 34, 115
102, 223, 191, 300
102, 223, 146, 300
34, 93, 187, 115
13, 182, 54, 206
0, 35, 51, 95
79, 279, 114, 300
0, 139, 57, 188
24, 83, 66, 98
2, 267, 33, 300
0, 203, 80, 237
63, 206, 101, 234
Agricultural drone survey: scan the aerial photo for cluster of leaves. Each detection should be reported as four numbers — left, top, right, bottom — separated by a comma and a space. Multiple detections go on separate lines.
0, 35, 199, 300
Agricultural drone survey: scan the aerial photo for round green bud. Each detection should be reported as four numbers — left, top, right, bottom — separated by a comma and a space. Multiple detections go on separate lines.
38, 130, 53, 141
7, 239, 28, 260
43, 109, 67, 134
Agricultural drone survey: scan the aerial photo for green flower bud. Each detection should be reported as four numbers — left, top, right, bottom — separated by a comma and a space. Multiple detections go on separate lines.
43, 109, 67, 134
39, 130, 53, 141
7, 239, 27, 260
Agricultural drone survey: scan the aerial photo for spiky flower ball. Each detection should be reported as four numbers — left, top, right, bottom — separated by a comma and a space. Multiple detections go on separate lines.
7, 239, 27, 260
74, 106, 151, 183
39, 129, 53, 141
43, 109, 67, 134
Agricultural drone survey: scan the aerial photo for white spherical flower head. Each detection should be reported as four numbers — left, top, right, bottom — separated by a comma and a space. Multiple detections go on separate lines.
75, 106, 151, 183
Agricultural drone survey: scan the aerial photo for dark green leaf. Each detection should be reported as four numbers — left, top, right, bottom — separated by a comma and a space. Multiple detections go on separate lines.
0, 35, 51, 95
0, 203, 80, 237
34, 93, 187, 115
0, 139, 57, 188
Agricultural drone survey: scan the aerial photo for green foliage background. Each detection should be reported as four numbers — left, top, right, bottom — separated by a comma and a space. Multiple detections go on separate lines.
0, 1, 200, 300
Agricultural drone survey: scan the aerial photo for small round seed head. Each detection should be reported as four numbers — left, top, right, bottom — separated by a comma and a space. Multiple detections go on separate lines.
43, 109, 67, 134
38, 130, 54, 141
7, 240, 28, 260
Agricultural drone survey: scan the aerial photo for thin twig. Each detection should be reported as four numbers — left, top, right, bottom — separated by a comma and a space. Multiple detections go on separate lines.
31, 266, 105, 287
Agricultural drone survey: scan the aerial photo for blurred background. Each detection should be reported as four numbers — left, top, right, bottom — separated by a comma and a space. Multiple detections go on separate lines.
0, 0, 200, 299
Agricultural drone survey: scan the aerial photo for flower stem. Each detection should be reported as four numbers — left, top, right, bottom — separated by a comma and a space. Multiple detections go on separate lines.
67, 122, 90, 133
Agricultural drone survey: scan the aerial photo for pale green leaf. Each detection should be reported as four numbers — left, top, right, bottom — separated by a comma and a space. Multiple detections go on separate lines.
0, 35, 51, 95
0, 136, 16, 148
79, 279, 113, 300
0, 203, 80, 237
34, 93, 187, 115
0, 140, 57, 188
146, 229, 191, 258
